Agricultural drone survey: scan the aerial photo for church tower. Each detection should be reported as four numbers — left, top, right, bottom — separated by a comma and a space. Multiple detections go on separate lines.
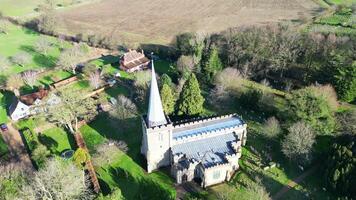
141, 60, 173, 173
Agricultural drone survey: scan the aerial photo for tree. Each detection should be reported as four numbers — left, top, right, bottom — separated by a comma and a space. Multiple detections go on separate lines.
177, 73, 205, 116
21, 70, 38, 89
177, 55, 195, 80
0, 19, 9, 34
287, 87, 335, 135
37, 5, 61, 34
31, 144, 50, 168
73, 148, 90, 169
34, 36, 52, 55
159, 73, 172, 89
160, 84, 175, 115
0, 54, 10, 70
214, 67, 242, 90
6, 74, 23, 96
21, 158, 93, 200
92, 140, 128, 166
0, 164, 27, 200
337, 109, 356, 135
57, 46, 84, 74
282, 121, 315, 165
203, 46, 223, 83
244, 177, 271, 200
82, 63, 98, 76
263, 117, 281, 139
109, 95, 137, 120
11, 52, 31, 67
325, 134, 355, 198
332, 59, 356, 102
43, 89, 97, 133
133, 70, 151, 89
89, 71, 101, 89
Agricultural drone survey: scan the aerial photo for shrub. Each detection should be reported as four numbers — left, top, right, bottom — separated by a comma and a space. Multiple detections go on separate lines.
73, 148, 90, 169
238, 88, 263, 110
31, 144, 50, 168
263, 117, 281, 139
22, 129, 38, 151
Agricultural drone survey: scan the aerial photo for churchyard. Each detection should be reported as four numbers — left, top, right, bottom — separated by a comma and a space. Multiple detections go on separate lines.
0, 0, 355, 199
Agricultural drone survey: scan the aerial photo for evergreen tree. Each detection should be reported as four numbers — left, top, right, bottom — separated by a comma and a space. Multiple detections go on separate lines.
160, 84, 175, 115
203, 46, 223, 83
325, 134, 356, 198
333, 58, 356, 102
160, 73, 172, 89
287, 87, 335, 135
177, 73, 205, 116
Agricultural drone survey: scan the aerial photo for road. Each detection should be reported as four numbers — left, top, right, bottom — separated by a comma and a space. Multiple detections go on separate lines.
1, 123, 34, 171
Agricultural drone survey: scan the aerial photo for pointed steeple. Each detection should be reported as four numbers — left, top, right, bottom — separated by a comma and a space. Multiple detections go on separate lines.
147, 60, 167, 128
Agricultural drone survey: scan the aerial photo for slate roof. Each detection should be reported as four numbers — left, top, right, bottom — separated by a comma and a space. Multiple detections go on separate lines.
171, 132, 236, 168
172, 116, 243, 140
120, 50, 149, 70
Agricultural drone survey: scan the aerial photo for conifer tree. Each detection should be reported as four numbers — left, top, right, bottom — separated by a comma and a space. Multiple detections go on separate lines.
160, 73, 172, 89
177, 73, 205, 116
203, 46, 223, 83
160, 84, 175, 115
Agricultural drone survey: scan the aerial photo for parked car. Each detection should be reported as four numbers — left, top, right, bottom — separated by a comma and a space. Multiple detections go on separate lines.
0, 123, 8, 132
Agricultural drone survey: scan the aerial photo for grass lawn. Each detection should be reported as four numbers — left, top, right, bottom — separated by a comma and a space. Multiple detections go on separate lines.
37, 69, 74, 86
0, 23, 71, 76
324, 0, 356, 5
80, 113, 177, 199
40, 127, 75, 155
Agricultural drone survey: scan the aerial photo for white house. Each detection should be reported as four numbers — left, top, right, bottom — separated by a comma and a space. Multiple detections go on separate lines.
141, 61, 247, 187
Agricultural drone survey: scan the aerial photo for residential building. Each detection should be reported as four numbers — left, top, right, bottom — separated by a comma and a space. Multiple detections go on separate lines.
119, 49, 150, 73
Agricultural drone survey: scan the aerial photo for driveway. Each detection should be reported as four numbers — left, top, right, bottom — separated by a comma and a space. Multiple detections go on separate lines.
1, 123, 34, 171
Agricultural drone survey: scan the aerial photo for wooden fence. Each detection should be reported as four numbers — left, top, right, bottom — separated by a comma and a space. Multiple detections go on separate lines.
74, 131, 100, 193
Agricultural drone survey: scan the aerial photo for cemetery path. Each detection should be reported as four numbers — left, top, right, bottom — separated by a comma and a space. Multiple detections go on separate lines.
1, 123, 34, 171
272, 165, 319, 200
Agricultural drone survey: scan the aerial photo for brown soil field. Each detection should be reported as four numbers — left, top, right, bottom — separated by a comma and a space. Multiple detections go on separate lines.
58, 0, 321, 45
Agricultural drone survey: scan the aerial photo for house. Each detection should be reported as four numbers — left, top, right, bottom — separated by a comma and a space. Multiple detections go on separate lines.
141, 61, 247, 187
8, 88, 59, 121
119, 49, 150, 73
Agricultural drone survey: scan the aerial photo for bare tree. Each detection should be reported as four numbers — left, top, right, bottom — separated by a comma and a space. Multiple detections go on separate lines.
0, 19, 9, 34
215, 67, 242, 90
89, 71, 101, 89
21, 70, 38, 89
6, 74, 23, 96
57, 46, 84, 74
92, 140, 128, 166
34, 36, 52, 55
310, 84, 339, 111
244, 177, 271, 200
133, 70, 151, 89
42, 89, 97, 133
0, 54, 10, 70
109, 95, 137, 120
282, 121, 315, 164
177, 55, 195, 79
11, 52, 31, 67
263, 117, 281, 139
21, 158, 93, 200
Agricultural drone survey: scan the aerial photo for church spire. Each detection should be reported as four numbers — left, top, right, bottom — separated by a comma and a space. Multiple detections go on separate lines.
147, 60, 167, 128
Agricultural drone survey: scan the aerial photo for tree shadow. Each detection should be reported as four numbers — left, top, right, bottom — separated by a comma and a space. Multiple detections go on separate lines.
104, 166, 175, 200
87, 113, 144, 166
19, 45, 57, 69
38, 134, 59, 154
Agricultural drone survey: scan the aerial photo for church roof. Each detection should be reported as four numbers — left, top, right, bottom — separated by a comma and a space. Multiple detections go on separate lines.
172, 132, 236, 168
172, 116, 243, 140
147, 60, 167, 128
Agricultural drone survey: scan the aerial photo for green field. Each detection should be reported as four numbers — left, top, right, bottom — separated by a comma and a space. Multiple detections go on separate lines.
0, 0, 45, 17
0, 23, 71, 76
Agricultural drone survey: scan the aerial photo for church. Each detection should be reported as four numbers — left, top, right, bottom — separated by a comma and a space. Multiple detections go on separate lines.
141, 61, 247, 187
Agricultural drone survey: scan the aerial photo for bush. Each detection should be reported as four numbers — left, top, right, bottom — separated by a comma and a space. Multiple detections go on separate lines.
238, 88, 263, 110
31, 144, 50, 168
22, 129, 38, 151
263, 117, 281, 139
